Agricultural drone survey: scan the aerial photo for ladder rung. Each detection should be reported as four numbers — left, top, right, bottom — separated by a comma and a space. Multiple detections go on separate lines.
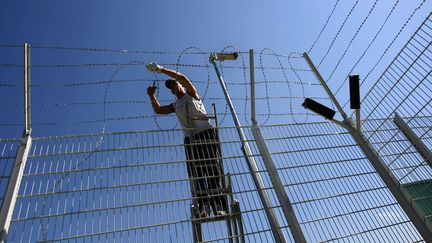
189, 139, 219, 144
192, 188, 231, 195
191, 213, 236, 223
191, 164, 221, 168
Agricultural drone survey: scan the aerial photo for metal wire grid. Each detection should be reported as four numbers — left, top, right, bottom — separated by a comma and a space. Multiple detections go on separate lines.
7, 127, 292, 242
258, 121, 424, 242
354, 12, 432, 237
0, 139, 20, 211
360, 13, 432, 184
5, 118, 430, 242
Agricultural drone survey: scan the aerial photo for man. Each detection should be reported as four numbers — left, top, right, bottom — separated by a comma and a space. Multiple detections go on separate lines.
146, 62, 228, 218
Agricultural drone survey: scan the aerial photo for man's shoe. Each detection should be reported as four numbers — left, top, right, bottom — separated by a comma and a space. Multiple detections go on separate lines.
217, 210, 227, 216
199, 211, 208, 218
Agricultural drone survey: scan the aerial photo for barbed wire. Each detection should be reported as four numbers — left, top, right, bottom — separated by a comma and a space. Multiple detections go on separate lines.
0, 78, 319, 88
333, 0, 401, 97
259, 49, 276, 125
317, 0, 360, 68
325, 0, 379, 83
0, 112, 320, 127
0, 64, 23, 67
10, 112, 430, 129
26, 63, 309, 73
39, 59, 147, 240
288, 52, 308, 123
0, 44, 305, 60
0, 95, 321, 111
259, 48, 305, 125
361, 0, 427, 86
339, 1, 429, 112
308, 0, 341, 53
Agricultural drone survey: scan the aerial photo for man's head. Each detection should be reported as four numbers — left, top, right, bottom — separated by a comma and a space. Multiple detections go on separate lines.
165, 79, 185, 97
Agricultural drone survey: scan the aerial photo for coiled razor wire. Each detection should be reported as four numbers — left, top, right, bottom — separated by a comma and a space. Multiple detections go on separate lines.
217, 45, 248, 126
40, 60, 147, 240
288, 52, 309, 123
259, 48, 308, 125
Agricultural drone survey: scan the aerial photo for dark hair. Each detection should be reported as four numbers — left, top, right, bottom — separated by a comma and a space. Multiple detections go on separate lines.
165, 79, 177, 89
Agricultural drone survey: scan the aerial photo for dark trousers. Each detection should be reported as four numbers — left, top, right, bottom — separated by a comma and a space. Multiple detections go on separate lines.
184, 129, 228, 214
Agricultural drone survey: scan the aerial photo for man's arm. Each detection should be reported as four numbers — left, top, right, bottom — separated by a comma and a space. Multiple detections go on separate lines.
147, 63, 200, 100
147, 86, 175, 114
161, 67, 200, 100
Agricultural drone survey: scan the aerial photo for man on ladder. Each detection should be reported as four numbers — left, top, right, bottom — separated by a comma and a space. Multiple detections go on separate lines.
146, 62, 228, 218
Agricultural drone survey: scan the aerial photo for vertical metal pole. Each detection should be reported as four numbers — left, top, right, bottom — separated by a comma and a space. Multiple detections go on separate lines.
212, 103, 218, 128
24, 43, 31, 135
210, 58, 286, 243
249, 50, 307, 243
249, 50, 256, 123
394, 113, 432, 168
0, 43, 32, 242
355, 109, 361, 131
302, 54, 432, 241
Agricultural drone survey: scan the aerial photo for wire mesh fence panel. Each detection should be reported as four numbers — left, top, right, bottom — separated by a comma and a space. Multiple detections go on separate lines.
7, 127, 297, 242
0, 139, 21, 211
6, 120, 430, 242
258, 122, 423, 242
359, 12, 432, 231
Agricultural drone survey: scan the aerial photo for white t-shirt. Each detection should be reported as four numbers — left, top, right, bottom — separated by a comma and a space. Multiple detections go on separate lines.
172, 93, 212, 137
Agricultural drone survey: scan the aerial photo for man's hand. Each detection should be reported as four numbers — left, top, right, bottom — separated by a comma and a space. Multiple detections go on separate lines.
147, 86, 157, 96
146, 62, 163, 73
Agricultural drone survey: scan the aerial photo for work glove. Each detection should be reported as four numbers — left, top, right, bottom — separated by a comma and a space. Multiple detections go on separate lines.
146, 62, 163, 73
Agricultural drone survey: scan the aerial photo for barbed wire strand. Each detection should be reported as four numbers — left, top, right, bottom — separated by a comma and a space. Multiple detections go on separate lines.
308, 0, 341, 53
288, 52, 309, 123
361, 0, 427, 86
39, 60, 147, 240
325, 0, 379, 83
333, 0, 401, 97
259, 49, 275, 125
317, 0, 360, 68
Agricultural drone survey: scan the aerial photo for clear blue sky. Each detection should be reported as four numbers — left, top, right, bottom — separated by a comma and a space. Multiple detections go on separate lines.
3, 1, 332, 51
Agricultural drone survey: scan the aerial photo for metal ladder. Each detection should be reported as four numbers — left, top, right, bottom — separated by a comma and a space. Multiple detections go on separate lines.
191, 174, 244, 243
187, 103, 245, 243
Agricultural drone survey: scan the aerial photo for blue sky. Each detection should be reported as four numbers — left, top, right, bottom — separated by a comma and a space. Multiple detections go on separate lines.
2, 1, 329, 51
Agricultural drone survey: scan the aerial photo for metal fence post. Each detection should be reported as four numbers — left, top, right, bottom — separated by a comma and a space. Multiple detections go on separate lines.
0, 43, 32, 242
394, 113, 432, 168
210, 54, 286, 243
249, 50, 306, 243
303, 53, 432, 242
